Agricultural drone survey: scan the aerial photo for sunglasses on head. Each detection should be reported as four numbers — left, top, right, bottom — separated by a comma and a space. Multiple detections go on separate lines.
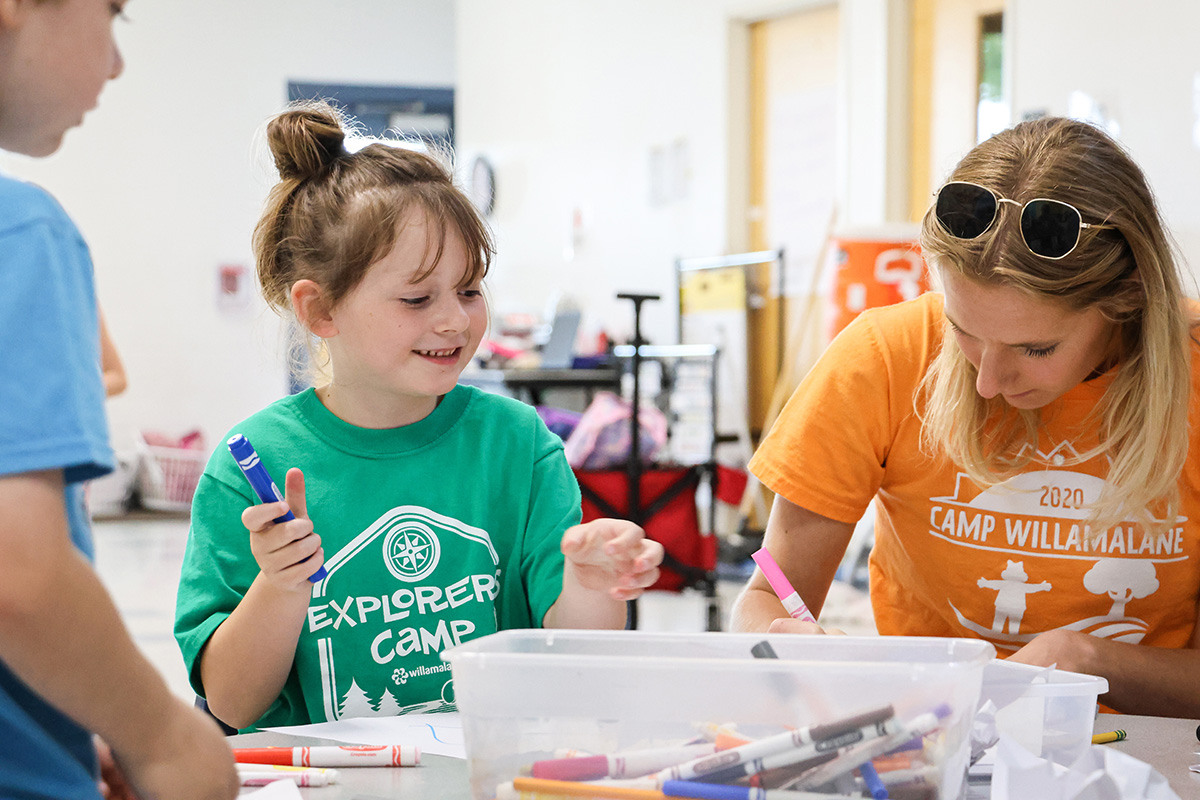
933, 181, 1115, 260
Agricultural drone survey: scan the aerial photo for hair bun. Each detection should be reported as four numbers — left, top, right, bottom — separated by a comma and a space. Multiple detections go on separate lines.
266, 102, 347, 181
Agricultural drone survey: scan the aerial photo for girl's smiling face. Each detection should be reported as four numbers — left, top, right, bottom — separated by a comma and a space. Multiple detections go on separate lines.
318, 213, 487, 428
940, 270, 1118, 410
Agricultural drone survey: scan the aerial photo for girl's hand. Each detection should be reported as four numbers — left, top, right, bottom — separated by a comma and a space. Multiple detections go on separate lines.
240, 467, 324, 593
560, 519, 664, 601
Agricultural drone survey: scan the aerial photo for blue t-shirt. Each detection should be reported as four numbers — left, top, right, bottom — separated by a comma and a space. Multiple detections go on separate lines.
0, 173, 114, 799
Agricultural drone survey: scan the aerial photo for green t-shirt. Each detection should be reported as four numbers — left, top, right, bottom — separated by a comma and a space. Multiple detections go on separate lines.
174, 385, 578, 728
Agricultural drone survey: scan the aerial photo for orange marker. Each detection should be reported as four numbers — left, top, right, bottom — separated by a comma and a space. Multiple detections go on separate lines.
511, 777, 664, 799
714, 731, 753, 750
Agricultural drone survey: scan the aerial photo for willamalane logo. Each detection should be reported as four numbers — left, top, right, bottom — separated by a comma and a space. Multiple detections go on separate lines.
392, 661, 452, 685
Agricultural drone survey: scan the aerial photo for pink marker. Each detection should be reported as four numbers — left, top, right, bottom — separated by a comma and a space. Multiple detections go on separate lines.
531, 742, 717, 781
751, 546, 816, 623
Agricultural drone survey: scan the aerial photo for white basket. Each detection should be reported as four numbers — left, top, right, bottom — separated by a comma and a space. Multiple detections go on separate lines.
136, 440, 206, 512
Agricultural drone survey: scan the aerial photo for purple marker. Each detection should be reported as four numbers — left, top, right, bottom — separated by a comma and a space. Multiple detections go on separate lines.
682, 716, 902, 785
793, 705, 951, 790
656, 705, 895, 783
227, 433, 327, 582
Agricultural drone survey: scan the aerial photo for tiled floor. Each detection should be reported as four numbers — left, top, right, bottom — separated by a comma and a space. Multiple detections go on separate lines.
91, 515, 875, 703
94, 515, 198, 702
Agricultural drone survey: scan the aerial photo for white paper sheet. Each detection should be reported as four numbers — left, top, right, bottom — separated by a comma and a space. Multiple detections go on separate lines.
263, 712, 466, 759
239, 779, 304, 799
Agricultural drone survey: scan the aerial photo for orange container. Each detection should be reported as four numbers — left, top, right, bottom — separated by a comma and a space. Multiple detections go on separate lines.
828, 228, 931, 341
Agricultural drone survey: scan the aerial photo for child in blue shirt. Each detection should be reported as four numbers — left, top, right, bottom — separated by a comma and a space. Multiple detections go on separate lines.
0, 2, 236, 798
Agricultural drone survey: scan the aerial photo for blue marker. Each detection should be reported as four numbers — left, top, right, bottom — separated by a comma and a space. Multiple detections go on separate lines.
227, 433, 326, 582
857, 762, 889, 800
661, 780, 859, 800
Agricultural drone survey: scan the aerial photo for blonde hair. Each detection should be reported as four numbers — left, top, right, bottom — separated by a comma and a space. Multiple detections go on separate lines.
252, 100, 494, 382
918, 117, 1192, 535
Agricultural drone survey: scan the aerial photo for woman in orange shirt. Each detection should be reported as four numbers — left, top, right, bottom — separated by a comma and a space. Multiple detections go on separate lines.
731, 117, 1200, 717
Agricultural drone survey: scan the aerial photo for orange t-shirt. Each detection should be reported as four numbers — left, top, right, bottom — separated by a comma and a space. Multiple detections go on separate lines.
750, 293, 1200, 655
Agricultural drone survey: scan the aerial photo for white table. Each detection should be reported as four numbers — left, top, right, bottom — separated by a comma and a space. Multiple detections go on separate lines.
1093, 713, 1200, 796
229, 730, 470, 799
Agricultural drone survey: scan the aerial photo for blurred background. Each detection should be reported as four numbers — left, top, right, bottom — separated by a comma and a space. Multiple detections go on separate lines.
5, 0, 1197, 697
7, 0, 1195, 461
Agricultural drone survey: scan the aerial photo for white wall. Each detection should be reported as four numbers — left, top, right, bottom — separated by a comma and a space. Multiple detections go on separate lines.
454, 0, 903, 349
3, 0, 906, 452
9, 1, 1190, 459
840, 0, 907, 224
454, 0, 737, 349
4, 0, 1017, 453
1008, 0, 1200, 283
1, 1, 456, 452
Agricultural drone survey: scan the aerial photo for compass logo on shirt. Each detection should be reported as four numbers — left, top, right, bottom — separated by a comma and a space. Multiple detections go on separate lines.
381, 520, 441, 582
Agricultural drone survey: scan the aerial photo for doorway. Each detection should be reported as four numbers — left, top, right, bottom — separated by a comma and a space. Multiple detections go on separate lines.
741, 5, 840, 437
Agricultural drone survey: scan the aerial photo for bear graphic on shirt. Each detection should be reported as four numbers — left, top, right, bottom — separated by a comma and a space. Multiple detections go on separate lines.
977, 560, 1051, 634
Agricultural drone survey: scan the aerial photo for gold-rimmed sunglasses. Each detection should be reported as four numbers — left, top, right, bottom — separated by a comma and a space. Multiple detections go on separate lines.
933, 181, 1115, 260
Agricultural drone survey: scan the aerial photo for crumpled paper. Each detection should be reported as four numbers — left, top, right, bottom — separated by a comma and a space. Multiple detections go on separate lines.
991, 735, 1180, 800
971, 698, 1000, 765
971, 662, 1057, 763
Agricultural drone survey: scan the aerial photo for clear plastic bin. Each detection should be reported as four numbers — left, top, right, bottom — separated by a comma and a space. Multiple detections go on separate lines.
443, 630, 994, 800
981, 659, 1108, 766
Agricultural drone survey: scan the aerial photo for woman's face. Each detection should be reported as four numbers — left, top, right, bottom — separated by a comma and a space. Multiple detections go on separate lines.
940, 270, 1118, 410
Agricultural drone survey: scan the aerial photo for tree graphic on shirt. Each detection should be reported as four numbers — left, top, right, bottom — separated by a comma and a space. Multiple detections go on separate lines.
375, 687, 403, 717
1083, 558, 1158, 618
339, 678, 375, 720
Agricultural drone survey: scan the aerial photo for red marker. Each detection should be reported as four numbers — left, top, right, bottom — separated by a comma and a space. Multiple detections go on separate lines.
233, 745, 420, 767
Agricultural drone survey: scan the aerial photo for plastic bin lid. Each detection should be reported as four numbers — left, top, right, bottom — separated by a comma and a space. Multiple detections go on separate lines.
982, 659, 1109, 696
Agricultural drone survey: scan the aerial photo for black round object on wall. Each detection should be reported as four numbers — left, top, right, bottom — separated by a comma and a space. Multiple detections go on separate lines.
468, 155, 495, 217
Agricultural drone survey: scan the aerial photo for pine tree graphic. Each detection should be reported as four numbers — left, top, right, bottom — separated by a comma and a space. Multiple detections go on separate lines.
338, 678, 375, 720
375, 687, 403, 717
